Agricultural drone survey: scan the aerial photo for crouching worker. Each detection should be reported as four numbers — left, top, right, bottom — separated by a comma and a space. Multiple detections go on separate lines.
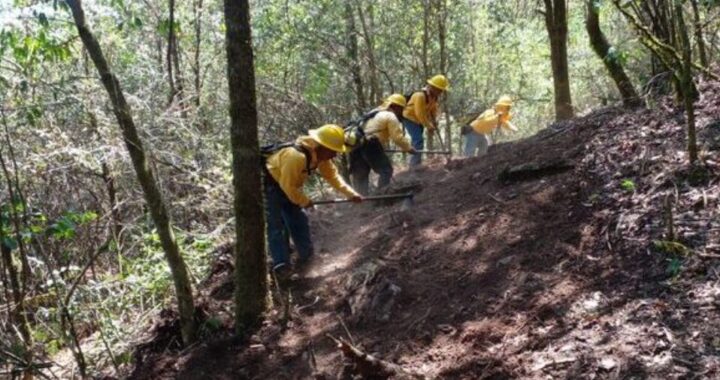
463, 96, 518, 157
263, 124, 363, 274
346, 94, 416, 195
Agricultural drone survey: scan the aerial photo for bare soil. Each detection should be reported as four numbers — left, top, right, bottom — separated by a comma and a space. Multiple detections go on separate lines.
129, 75, 720, 379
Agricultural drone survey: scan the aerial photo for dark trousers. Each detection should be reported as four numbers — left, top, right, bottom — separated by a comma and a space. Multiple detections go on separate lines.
263, 173, 313, 270
349, 137, 393, 195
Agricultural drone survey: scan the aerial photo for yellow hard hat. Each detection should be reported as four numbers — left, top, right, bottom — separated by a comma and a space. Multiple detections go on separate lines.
309, 124, 347, 153
495, 95, 513, 108
427, 74, 449, 91
386, 93, 407, 107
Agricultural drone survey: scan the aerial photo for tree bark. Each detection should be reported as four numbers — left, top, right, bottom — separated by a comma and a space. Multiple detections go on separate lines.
167, 0, 187, 115
422, 0, 435, 150
224, 0, 269, 331
345, 0, 365, 114
543, 0, 574, 120
437, 0, 452, 154
0, 148, 33, 380
675, 1, 698, 164
689, 0, 708, 67
585, 0, 642, 108
193, 0, 203, 109
66, 0, 197, 345
355, 1, 380, 105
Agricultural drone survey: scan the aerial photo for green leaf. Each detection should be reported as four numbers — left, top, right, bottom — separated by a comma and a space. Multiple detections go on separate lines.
1, 236, 18, 250
620, 178, 635, 192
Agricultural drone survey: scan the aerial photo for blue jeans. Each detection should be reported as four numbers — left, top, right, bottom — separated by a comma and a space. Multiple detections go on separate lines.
463, 131, 490, 157
264, 175, 313, 270
349, 137, 393, 195
403, 119, 424, 167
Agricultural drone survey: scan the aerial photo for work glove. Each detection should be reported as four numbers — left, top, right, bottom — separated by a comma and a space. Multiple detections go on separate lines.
304, 201, 315, 210
407, 147, 418, 154
349, 195, 363, 203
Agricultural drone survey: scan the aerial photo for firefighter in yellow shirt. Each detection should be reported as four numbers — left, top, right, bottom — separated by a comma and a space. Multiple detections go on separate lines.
347, 94, 416, 195
463, 96, 518, 157
403, 74, 449, 167
264, 124, 362, 273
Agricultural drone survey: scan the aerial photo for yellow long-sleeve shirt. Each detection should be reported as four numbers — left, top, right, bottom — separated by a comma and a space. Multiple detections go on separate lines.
402, 91, 438, 129
470, 109, 517, 135
265, 136, 359, 207
363, 110, 412, 152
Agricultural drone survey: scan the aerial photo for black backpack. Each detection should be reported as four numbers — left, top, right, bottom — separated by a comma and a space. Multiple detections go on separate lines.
260, 142, 312, 173
343, 109, 382, 150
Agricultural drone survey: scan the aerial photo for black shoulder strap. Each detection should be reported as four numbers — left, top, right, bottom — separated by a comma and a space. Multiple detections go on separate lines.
261, 142, 312, 173
360, 109, 381, 124
293, 144, 313, 173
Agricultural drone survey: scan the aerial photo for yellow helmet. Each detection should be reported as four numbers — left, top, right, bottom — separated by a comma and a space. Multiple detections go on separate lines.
386, 93, 407, 107
427, 74, 449, 91
495, 95, 513, 108
309, 124, 347, 153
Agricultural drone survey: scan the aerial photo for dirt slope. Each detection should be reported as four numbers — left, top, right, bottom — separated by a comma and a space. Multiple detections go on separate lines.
130, 76, 720, 379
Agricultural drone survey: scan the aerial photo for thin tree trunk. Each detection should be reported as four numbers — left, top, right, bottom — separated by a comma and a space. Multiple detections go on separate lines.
66, 0, 197, 345
422, 0, 435, 150
345, 0, 365, 113
224, 0, 269, 331
355, 1, 380, 105
0, 151, 33, 380
675, 1, 698, 164
585, 0, 642, 108
543, 0, 574, 120
193, 0, 203, 108
168, 0, 187, 116
690, 0, 708, 67
167, 0, 176, 103
437, 0, 452, 154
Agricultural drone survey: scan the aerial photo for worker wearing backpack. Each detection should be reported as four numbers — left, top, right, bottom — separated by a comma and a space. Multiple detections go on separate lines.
403, 74, 449, 167
263, 124, 362, 274
347, 94, 416, 195
462, 96, 518, 157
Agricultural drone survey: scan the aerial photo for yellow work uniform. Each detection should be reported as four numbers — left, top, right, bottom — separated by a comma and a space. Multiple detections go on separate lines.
403, 91, 438, 129
265, 136, 359, 207
363, 110, 413, 152
470, 109, 516, 135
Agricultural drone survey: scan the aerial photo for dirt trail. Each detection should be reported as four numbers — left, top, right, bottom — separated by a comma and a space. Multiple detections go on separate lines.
131, 76, 720, 379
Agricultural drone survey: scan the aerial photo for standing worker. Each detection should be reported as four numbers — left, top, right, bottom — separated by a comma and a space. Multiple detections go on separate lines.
403, 74, 449, 167
463, 96, 518, 157
347, 94, 416, 195
263, 124, 363, 274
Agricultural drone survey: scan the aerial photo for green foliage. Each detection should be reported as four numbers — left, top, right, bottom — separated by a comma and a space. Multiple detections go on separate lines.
653, 240, 691, 256
620, 178, 636, 192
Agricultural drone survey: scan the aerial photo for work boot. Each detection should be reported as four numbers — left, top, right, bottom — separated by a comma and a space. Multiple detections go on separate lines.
295, 254, 314, 271
272, 262, 291, 283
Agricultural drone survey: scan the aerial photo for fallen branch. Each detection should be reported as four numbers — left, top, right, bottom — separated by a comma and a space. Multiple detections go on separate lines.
498, 159, 575, 182
326, 334, 426, 380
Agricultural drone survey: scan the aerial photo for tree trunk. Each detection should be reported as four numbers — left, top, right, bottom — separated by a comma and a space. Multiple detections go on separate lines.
0, 232, 33, 380
193, 0, 203, 109
689, 0, 708, 67
585, 0, 642, 108
422, 0, 435, 150
355, 1, 380, 105
223, 0, 269, 331
345, 0, 365, 114
66, 0, 197, 345
168, 0, 187, 115
437, 0, 452, 154
543, 0, 574, 120
675, 1, 698, 164
167, 0, 176, 102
